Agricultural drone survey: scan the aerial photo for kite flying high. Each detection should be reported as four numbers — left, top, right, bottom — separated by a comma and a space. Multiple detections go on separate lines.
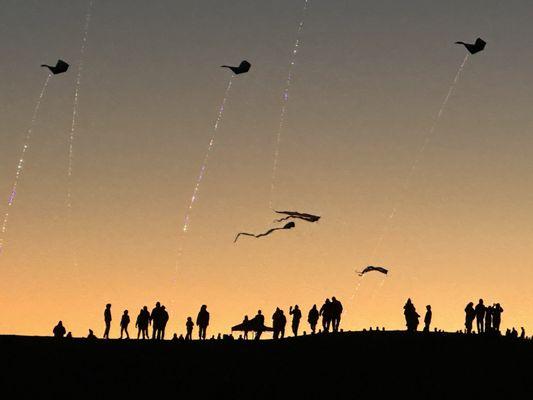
356, 266, 389, 276
41, 59, 70, 75
221, 60, 251, 75
455, 38, 486, 54
274, 210, 320, 223
234, 221, 295, 243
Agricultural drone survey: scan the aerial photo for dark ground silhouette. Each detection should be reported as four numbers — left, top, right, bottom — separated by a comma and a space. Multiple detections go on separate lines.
2, 331, 532, 397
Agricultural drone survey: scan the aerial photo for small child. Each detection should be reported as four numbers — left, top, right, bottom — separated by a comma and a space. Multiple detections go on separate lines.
185, 317, 194, 340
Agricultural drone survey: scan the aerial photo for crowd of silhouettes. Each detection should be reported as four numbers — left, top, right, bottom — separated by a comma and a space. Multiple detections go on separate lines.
50, 297, 528, 341
464, 299, 504, 334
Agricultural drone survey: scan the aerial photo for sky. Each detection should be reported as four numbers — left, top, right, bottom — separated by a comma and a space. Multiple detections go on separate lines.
1, 0, 533, 337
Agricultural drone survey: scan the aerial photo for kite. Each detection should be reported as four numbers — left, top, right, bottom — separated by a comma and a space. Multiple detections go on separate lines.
274, 210, 320, 223
356, 266, 389, 276
41, 59, 70, 75
455, 38, 486, 54
234, 221, 295, 243
221, 60, 251, 75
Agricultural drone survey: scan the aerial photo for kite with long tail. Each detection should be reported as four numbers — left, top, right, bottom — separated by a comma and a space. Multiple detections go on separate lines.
234, 222, 296, 243
274, 210, 320, 223
356, 266, 389, 276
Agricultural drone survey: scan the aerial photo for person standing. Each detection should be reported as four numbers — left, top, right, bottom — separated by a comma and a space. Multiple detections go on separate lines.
464, 302, 476, 334
475, 299, 486, 334
120, 310, 130, 339
308, 305, 319, 334
331, 297, 343, 332
423, 305, 432, 332
289, 305, 302, 337
103, 303, 112, 339
185, 317, 194, 340
252, 310, 265, 340
196, 305, 210, 340
151, 302, 162, 340
319, 299, 332, 333
160, 305, 169, 340
492, 303, 504, 333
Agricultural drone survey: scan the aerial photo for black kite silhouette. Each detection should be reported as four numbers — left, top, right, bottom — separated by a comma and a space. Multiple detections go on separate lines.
274, 210, 320, 223
41, 59, 69, 75
357, 266, 389, 276
221, 60, 251, 75
234, 222, 295, 243
455, 38, 486, 54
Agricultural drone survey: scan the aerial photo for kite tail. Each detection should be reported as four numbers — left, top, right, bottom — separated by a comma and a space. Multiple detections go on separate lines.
273, 216, 292, 223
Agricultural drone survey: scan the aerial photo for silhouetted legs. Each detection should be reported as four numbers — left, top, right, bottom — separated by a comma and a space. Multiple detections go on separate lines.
120, 326, 129, 339
476, 317, 484, 334
292, 321, 300, 337
103, 322, 111, 339
198, 326, 207, 340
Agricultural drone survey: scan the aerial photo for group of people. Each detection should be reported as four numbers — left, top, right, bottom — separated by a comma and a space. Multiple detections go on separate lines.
235, 297, 344, 340
403, 299, 432, 332
51, 296, 519, 340
464, 299, 504, 334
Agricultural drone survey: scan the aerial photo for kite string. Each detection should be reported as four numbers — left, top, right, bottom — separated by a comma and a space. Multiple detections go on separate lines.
0, 74, 51, 253
66, 0, 94, 271
181, 76, 233, 234
370, 53, 469, 261
351, 54, 468, 301
175, 76, 234, 278
269, 0, 309, 208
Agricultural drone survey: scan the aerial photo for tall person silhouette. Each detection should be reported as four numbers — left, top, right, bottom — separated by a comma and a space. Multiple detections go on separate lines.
103, 303, 112, 339
289, 305, 302, 337
196, 305, 210, 340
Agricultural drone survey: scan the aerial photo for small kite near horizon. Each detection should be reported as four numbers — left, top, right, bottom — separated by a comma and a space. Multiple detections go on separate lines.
221, 60, 251, 75
41, 59, 69, 75
234, 221, 295, 243
274, 210, 320, 223
356, 266, 389, 276
455, 38, 486, 54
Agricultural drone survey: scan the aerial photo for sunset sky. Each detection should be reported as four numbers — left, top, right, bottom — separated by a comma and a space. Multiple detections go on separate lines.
1, 0, 532, 337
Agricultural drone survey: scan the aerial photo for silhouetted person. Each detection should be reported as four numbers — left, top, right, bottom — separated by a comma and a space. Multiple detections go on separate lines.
319, 299, 332, 332
520, 327, 525, 339
475, 299, 486, 334
186, 317, 194, 340
103, 303, 112, 339
196, 305, 210, 340
511, 327, 518, 338
160, 305, 169, 339
485, 306, 493, 333
331, 297, 343, 332
242, 315, 250, 340
151, 302, 162, 340
135, 309, 144, 339
423, 305, 432, 333
308, 305, 319, 334
492, 303, 503, 332
289, 305, 302, 336
253, 310, 265, 340
465, 302, 476, 334
172, 333, 178, 341
403, 298, 420, 332
53, 321, 66, 338
87, 329, 97, 340
120, 310, 130, 339
66, 332, 73, 339
272, 308, 286, 339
